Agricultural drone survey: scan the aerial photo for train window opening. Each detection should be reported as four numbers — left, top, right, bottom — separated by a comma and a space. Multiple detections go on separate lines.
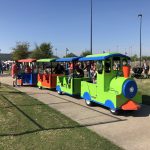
113, 57, 121, 71
96, 61, 103, 74
105, 59, 111, 73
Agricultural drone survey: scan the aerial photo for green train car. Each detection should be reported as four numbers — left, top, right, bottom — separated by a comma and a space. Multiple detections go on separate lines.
56, 53, 142, 114
56, 57, 89, 95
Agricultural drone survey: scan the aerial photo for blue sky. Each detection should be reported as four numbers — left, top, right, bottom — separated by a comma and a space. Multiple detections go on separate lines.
0, 0, 149, 57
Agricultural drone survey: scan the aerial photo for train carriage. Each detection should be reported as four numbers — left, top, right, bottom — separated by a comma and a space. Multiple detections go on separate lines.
79, 52, 142, 114
56, 57, 90, 95
17, 58, 37, 86
37, 58, 63, 89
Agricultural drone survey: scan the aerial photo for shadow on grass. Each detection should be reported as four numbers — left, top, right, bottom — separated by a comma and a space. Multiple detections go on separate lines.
0, 119, 125, 137
0, 101, 71, 109
0, 94, 126, 137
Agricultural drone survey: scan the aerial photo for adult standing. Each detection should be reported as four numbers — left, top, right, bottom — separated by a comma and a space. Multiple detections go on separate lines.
11, 61, 18, 87
0, 61, 3, 74
143, 59, 149, 78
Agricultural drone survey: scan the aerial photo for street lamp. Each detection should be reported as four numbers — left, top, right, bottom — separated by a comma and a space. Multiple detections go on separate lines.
90, 0, 93, 54
138, 14, 142, 67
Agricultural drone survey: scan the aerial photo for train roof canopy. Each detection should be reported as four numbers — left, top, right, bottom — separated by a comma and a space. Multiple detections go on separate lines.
37, 58, 56, 63
79, 52, 130, 61
17, 58, 36, 63
56, 57, 81, 62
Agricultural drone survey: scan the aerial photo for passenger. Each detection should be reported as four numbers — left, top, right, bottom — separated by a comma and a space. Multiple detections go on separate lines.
68, 63, 84, 83
25, 65, 32, 73
54, 63, 65, 74
91, 64, 97, 83
90, 62, 97, 83
68, 62, 73, 75
32, 63, 37, 73
69, 62, 73, 70
44, 68, 49, 74
84, 61, 91, 77
113, 62, 117, 70
122, 60, 127, 66
11, 61, 18, 87
76, 66, 84, 78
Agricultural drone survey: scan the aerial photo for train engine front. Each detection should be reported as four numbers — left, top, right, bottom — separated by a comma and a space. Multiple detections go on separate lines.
110, 61, 142, 114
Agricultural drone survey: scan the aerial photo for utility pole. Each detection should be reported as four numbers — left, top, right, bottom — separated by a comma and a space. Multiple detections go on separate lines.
138, 14, 142, 67
90, 0, 93, 54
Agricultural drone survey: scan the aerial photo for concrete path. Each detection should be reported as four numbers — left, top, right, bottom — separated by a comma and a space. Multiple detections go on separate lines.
1, 75, 150, 150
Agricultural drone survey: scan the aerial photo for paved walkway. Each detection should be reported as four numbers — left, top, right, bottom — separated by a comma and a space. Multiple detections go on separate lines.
1, 75, 150, 150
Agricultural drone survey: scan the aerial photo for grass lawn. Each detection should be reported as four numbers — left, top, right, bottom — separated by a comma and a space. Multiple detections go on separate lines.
0, 84, 122, 150
136, 79, 150, 105
3, 70, 11, 75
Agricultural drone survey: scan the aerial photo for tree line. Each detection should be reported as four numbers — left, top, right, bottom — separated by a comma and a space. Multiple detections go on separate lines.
11, 42, 150, 61
11, 42, 92, 60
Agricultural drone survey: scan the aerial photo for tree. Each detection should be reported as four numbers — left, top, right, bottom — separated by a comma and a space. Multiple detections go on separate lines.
30, 42, 53, 59
80, 50, 91, 57
12, 42, 29, 60
142, 56, 150, 61
131, 54, 138, 62
65, 53, 77, 58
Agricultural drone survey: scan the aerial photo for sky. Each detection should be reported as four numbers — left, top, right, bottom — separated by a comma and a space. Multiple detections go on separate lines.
0, 0, 150, 57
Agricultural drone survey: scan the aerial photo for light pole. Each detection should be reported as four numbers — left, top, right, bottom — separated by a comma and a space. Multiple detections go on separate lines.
90, 0, 93, 54
138, 14, 142, 67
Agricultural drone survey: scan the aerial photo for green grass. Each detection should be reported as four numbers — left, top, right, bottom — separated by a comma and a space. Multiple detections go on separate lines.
136, 79, 150, 105
0, 84, 122, 150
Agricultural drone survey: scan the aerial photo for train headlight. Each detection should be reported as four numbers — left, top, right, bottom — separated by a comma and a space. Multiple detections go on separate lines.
122, 80, 137, 99
129, 87, 134, 93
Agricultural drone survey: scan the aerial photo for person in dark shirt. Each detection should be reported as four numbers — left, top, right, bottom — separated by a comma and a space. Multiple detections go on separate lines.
54, 63, 64, 74
76, 67, 84, 78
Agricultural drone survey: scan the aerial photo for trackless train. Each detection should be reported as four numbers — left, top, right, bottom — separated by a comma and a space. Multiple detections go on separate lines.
16, 52, 142, 114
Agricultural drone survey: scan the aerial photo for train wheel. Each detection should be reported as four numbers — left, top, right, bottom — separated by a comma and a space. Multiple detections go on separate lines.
57, 91, 62, 95
110, 109, 119, 115
85, 100, 93, 106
